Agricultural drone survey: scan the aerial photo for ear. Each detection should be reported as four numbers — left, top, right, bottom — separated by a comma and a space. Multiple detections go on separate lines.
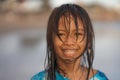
87, 39, 92, 53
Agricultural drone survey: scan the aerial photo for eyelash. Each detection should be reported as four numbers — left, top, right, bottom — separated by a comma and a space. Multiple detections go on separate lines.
58, 33, 65, 36
75, 33, 83, 36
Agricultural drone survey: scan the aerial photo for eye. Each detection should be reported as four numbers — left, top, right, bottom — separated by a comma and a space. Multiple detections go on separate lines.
58, 33, 65, 36
74, 33, 83, 36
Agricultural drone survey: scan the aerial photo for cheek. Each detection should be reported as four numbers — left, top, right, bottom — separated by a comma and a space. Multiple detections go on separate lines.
77, 39, 87, 52
53, 37, 63, 52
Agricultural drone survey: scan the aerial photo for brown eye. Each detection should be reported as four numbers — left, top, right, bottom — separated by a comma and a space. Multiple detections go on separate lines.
57, 32, 67, 41
58, 33, 65, 36
75, 33, 83, 36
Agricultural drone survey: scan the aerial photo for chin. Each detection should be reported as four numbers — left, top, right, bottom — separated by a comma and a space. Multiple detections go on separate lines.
62, 57, 80, 64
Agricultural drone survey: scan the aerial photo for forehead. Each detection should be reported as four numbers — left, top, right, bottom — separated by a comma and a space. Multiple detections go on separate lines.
58, 15, 84, 30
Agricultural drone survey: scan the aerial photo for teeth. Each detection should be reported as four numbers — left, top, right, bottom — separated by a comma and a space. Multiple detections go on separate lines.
63, 50, 76, 57
64, 50, 74, 52
64, 50, 76, 52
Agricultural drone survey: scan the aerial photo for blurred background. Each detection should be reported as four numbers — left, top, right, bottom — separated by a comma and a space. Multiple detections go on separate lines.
0, 0, 120, 80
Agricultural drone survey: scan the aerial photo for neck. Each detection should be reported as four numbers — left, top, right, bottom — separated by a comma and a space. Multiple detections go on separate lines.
56, 57, 86, 80
57, 57, 82, 74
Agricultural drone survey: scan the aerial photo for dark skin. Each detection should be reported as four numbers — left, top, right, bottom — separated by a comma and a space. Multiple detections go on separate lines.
53, 16, 97, 80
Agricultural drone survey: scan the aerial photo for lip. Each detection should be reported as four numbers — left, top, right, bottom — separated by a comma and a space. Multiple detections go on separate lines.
62, 49, 77, 56
64, 50, 76, 54
63, 49, 76, 52
62, 48, 78, 52
62, 48, 78, 50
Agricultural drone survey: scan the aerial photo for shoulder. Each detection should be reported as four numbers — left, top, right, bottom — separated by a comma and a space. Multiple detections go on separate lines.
90, 70, 108, 80
31, 70, 46, 80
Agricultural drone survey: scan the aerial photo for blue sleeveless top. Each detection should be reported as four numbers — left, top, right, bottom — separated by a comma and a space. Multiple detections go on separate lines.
31, 70, 108, 80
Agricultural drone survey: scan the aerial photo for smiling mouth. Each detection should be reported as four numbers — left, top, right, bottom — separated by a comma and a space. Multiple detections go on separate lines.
63, 49, 77, 57
64, 50, 76, 52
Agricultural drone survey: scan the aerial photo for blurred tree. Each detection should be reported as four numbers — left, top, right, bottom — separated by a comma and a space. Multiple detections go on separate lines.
0, 0, 17, 12
16, 0, 25, 3
0, 0, 5, 2
0, 0, 7, 12
42, 0, 51, 11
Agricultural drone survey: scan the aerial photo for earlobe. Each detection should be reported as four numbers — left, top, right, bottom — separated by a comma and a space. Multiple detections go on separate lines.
88, 48, 91, 53
87, 41, 91, 54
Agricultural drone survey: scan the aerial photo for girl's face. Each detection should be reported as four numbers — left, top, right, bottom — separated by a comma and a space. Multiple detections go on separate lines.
53, 16, 87, 63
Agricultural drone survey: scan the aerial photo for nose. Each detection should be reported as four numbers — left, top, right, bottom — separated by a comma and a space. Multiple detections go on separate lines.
63, 35, 76, 45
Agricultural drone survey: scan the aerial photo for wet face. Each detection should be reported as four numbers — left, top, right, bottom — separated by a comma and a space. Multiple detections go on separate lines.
53, 16, 87, 63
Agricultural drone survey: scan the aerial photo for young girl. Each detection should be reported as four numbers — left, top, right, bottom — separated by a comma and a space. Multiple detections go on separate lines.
31, 4, 108, 80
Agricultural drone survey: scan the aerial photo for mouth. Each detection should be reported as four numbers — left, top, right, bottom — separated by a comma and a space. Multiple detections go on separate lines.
63, 49, 77, 57
63, 49, 76, 52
